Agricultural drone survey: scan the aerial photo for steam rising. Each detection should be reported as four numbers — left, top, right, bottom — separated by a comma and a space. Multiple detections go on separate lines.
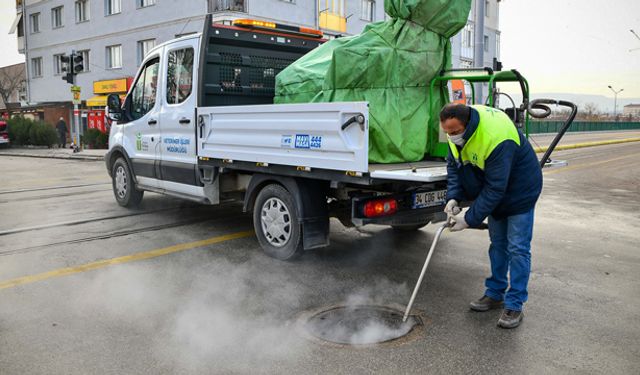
74, 252, 415, 371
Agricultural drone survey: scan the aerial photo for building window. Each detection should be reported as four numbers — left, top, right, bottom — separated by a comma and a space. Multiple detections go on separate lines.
31, 57, 42, 78
18, 83, 27, 101
137, 39, 156, 65
166, 48, 194, 104
462, 24, 473, 47
53, 54, 64, 75
52, 6, 64, 28
30, 13, 40, 33
495, 33, 500, 59
460, 23, 474, 60
211, 0, 246, 12
485, 0, 490, 18
75, 0, 90, 23
138, 0, 156, 8
78, 50, 90, 72
361, 0, 374, 21
484, 35, 489, 52
106, 45, 122, 69
105, 0, 121, 15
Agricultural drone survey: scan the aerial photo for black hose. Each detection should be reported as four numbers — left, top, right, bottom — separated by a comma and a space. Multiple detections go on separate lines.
527, 99, 578, 168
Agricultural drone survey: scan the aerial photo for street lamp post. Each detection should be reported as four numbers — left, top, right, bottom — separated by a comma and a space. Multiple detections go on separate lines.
608, 85, 624, 120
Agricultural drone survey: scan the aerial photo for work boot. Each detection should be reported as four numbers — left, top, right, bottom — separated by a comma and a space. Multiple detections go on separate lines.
497, 309, 524, 329
469, 295, 503, 312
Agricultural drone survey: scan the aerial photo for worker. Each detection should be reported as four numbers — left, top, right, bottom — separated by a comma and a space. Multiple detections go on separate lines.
440, 103, 542, 329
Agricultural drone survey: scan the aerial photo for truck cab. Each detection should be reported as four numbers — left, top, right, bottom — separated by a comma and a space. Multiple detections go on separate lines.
107, 34, 203, 203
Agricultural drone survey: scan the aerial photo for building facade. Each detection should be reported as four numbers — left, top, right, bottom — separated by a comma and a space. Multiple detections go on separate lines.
11, 0, 499, 106
623, 104, 640, 117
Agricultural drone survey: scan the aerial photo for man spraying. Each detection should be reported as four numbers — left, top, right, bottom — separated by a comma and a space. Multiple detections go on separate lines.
440, 104, 542, 329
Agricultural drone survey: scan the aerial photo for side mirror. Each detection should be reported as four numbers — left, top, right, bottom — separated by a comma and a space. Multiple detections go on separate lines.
107, 93, 122, 121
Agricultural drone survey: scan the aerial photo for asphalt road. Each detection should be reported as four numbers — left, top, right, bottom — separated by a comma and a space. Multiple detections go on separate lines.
1, 141, 639, 374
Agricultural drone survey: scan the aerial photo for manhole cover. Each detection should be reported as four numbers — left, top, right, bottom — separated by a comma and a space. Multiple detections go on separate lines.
302, 305, 421, 345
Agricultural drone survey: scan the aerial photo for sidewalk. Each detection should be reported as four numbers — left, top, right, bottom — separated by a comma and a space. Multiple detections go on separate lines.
0, 146, 106, 161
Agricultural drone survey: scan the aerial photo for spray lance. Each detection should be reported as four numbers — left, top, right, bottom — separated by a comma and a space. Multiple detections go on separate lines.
401, 215, 487, 323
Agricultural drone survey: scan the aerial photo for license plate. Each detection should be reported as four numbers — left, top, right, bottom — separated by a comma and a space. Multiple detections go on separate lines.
412, 189, 447, 209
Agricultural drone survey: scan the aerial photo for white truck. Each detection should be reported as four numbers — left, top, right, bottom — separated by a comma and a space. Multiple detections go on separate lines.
107, 16, 563, 260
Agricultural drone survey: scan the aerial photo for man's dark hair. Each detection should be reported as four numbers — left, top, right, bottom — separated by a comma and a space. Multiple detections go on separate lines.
440, 104, 471, 125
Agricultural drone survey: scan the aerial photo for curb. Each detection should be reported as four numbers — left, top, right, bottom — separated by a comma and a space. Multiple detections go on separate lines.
533, 137, 640, 153
0, 152, 104, 161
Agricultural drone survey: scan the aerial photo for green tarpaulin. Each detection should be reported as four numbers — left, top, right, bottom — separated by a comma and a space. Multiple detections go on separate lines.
275, 0, 472, 163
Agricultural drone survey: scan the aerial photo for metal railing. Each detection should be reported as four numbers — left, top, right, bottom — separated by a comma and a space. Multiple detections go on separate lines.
528, 121, 640, 134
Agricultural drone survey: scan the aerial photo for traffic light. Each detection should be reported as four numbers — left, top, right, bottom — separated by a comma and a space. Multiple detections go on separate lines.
60, 54, 74, 84
73, 53, 84, 75
60, 51, 84, 85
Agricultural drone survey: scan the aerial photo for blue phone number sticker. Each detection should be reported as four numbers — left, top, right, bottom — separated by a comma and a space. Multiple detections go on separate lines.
294, 134, 322, 149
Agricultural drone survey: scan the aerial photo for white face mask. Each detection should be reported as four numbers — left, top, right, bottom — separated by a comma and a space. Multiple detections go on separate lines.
449, 133, 466, 147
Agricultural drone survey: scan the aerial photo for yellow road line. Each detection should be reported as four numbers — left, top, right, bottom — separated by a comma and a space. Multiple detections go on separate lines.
544, 152, 640, 175
534, 137, 640, 153
0, 230, 254, 290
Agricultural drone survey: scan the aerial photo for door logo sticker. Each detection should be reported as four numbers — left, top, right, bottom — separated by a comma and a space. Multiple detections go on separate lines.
136, 132, 142, 151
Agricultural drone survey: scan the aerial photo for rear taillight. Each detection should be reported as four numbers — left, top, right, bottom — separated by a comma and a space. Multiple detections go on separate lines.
0, 133, 8, 139
363, 197, 398, 218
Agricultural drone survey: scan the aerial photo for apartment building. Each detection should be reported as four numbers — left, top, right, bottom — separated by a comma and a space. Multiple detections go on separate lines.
10, 0, 499, 109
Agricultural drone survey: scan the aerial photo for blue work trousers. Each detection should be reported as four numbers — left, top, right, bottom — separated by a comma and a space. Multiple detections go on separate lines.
484, 208, 535, 311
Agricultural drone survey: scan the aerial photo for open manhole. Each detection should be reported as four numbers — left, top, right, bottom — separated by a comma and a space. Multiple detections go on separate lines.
301, 305, 423, 346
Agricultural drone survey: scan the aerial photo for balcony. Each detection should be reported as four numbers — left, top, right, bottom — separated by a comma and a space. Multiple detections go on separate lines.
209, 0, 246, 12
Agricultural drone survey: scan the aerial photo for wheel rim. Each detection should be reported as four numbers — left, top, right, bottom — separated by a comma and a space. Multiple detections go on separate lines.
260, 197, 292, 247
115, 165, 127, 199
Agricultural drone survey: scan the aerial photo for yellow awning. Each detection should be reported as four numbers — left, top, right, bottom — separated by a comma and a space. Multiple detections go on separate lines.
86, 95, 107, 107
86, 94, 125, 107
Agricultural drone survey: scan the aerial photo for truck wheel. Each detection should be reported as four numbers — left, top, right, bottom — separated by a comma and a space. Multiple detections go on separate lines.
112, 157, 144, 207
391, 222, 429, 231
253, 184, 303, 260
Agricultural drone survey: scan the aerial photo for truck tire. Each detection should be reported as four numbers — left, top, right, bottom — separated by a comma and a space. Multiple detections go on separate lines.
253, 184, 303, 260
391, 222, 429, 231
112, 157, 144, 207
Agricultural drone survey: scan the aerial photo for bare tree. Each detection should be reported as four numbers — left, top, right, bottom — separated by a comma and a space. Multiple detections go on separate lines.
0, 64, 26, 107
580, 102, 601, 121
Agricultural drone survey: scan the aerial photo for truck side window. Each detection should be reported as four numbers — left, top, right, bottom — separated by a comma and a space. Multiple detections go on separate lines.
130, 57, 160, 120
166, 48, 194, 104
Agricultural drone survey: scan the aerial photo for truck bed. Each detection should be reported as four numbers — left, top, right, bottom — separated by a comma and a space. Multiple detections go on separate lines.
196, 102, 447, 185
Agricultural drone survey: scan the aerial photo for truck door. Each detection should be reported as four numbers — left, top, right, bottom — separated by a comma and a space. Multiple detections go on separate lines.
158, 37, 199, 192
126, 53, 163, 188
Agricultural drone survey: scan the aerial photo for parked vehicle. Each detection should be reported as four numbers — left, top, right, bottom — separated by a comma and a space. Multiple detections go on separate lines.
0, 120, 9, 147
105, 15, 569, 260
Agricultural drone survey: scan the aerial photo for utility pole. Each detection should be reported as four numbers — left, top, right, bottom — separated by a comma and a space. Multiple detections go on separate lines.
61, 50, 84, 151
608, 85, 623, 121
473, 0, 486, 104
